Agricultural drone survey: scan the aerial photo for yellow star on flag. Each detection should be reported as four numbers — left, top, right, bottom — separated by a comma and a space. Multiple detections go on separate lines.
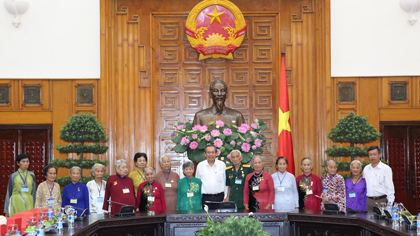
206, 7, 224, 25
278, 108, 291, 134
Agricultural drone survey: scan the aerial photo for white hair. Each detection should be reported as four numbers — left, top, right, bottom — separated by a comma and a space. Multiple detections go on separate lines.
350, 160, 362, 169
159, 155, 170, 163
144, 166, 156, 174
230, 149, 242, 157
115, 159, 127, 169
325, 159, 336, 166
91, 163, 106, 175
70, 166, 82, 175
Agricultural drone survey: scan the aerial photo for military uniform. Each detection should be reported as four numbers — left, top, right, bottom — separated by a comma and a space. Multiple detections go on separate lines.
225, 164, 253, 209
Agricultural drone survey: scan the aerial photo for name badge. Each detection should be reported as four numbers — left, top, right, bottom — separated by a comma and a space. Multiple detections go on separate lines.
123, 188, 130, 194
349, 192, 356, 198
187, 192, 194, 197
70, 199, 77, 204
235, 179, 242, 184
21, 187, 29, 192
322, 188, 328, 194
306, 189, 313, 195
252, 185, 259, 191
56, 222, 63, 229
47, 198, 55, 204
165, 183, 172, 188
68, 215, 74, 222
277, 187, 284, 192
148, 196, 155, 202
97, 197, 104, 203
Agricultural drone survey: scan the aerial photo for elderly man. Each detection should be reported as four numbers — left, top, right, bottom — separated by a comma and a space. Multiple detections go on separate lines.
224, 150, 252, 209
196, 145, 226, 209
192, 79, 245, 126
363, 146, 395, 211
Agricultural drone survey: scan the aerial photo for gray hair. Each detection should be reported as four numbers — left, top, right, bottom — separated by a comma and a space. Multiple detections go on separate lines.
350, 160, 362, 169
70, 166, 82, 175
182, 161, 195, 171
230, 149, 241, 157
144, 166, 156, 174
115, 159, 127, 170
251, 156, 263, 166
325, 159, 336, 166
91, 163, 106, 175
159, 155, 170, 163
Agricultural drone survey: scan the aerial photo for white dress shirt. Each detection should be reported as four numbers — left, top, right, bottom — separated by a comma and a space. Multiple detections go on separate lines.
196, 159, 226, 194
87, 179, 107, 214
363, 162, 395, 203
272, 171, 299, 211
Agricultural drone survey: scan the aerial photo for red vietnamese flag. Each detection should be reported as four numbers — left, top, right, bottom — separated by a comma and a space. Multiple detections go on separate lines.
277, 51, 295, 174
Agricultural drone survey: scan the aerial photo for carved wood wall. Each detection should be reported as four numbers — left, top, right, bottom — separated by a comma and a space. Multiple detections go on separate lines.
1, 0, 420, 178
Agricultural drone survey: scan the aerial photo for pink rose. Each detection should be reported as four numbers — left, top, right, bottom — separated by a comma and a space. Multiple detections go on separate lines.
214, 138, 223, 148
215, 120, 225, 127
189, 141, 198, 149
241, 143, 251, 152
223, 128, 232, 136
230, 141, 236, 146
211, 129, 220, 137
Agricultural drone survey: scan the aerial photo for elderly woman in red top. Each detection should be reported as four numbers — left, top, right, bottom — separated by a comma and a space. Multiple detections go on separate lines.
103, 159, 136, 215
137, 166, 166, 212
244, 156, 275, 212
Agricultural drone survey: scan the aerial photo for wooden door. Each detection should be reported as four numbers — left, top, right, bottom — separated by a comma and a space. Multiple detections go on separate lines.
0, 125, 52, 214
153, 13, 279, 175
381, 122, 420, 214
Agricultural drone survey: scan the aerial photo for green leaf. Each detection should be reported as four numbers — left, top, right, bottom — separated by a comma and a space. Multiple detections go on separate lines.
208, 121, 215, 126
174, 144, 188, 153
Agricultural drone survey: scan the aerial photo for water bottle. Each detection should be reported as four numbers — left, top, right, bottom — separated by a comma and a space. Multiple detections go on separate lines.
15, 231, 21, 236
36, 221, 44, 236
392, 207, 399, 227
56, 214, 63, 235
68, 209, 75, 229
386, 203, 391, 214
416, 213, 420, 235
47, 206, 54, 222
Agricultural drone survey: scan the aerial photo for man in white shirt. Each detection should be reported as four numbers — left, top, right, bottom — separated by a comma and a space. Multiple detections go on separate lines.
196, 145, 226, 209
363, 146, 395, 211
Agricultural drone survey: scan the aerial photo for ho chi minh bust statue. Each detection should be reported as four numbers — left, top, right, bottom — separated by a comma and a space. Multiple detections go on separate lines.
192, 79, 245, 126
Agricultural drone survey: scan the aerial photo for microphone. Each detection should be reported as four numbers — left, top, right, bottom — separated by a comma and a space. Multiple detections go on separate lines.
398, 203, 412, 216
107, 200, 130, 207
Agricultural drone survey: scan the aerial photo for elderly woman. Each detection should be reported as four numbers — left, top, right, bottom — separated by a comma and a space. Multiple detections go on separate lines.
296, 157, 322, 211
35, 165, 62, 213
272, 157, 299, 211
320, 160, 346, 212
86, 163, 107, 214
128, 153, 148, 197
154, 155, 180, 211
62, 166, 90, 216
136, 166, 166, 212
177, 161, 202, 211
346, 160, 367, 212
103, 159, 136, 215
243, 156, 275, 212
4, 154, 37, 217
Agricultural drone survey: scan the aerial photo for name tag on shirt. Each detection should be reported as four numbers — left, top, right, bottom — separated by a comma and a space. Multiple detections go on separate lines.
322, 188, 328, 194
235, 179, 242, 184
252, 185, 259, 191
123, 188, 130, 194
48, 198, 55, 204
56, 222, 63, 229
349, 193, 356, 198
70, 199, 77, 204
306, 189, 313, 195
277, 187, 284, 192
21, 187, 29, 192
148, 196, 155, 202
165, 183, 172, 188
187, 192, 194, 197
97, 197, 104, 203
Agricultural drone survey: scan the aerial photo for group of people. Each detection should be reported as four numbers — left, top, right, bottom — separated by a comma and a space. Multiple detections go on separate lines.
3, 145, 395, 217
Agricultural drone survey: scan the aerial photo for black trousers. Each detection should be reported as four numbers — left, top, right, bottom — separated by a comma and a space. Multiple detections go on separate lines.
202, 192, 224, 210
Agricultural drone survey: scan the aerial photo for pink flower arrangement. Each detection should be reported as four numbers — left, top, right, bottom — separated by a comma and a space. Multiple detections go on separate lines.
192, 124, 201, 130
215, 120, 225, 127
240, 123, 250, 132
189, 141, 198, 149
241, 143, 251, 152
214, 138, 223, 148
223, 128, 232, 136
176, 124, 186, 130
211, 129, 220, 137
238, 126, 247, 134
180, 136, 190, 145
